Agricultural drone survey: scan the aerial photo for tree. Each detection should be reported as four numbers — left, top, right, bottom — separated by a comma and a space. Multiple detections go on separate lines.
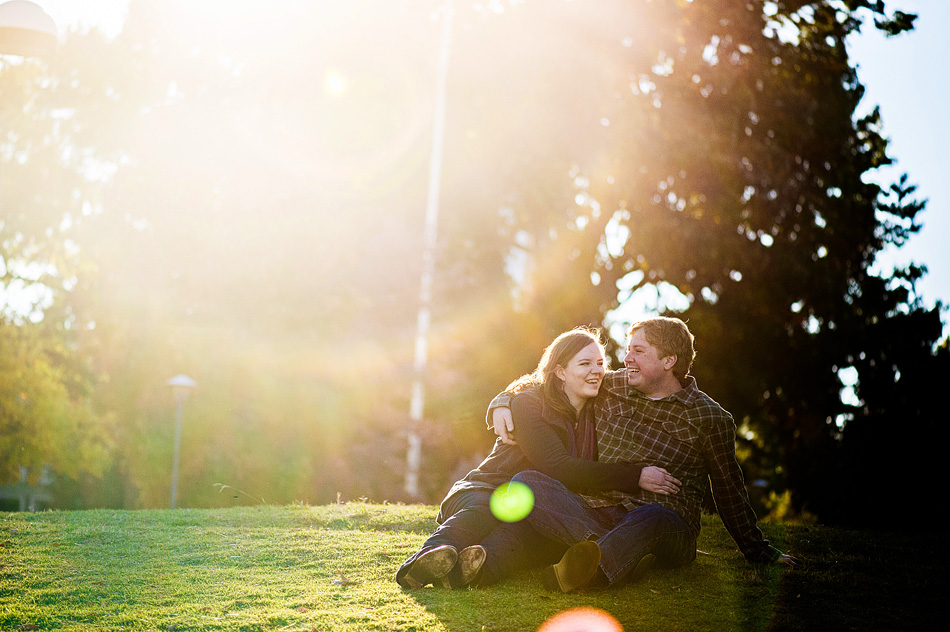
439, 0, 944, 524
5, 0, 943, 517
1, 39, 117, 489
0, 316, 112, 484
2, 0, 494, 507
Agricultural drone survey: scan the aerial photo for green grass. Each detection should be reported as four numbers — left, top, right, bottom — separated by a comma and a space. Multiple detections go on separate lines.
0, 503, 940, 631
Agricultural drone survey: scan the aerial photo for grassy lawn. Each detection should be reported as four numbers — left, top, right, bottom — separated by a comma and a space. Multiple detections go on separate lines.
0, 503, 940, 631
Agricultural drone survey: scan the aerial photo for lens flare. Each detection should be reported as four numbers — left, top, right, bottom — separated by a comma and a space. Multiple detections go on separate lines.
537, 607, 624, 632
324, 69, 348, 96
489, 481, 534, 523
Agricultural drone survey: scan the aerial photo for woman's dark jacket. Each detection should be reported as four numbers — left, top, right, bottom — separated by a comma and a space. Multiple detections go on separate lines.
441, 386, 643, 507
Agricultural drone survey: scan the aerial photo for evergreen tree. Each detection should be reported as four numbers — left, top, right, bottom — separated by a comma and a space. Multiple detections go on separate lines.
442, 0, 943, 524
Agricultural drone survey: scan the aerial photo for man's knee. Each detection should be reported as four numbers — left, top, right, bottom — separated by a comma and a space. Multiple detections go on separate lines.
618, 504, 687, 532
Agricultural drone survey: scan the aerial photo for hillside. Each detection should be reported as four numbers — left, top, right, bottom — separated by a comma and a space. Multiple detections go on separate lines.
0, 503, 940, 631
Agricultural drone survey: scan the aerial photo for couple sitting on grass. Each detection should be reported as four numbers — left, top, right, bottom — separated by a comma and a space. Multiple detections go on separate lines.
396, 317, 796, 593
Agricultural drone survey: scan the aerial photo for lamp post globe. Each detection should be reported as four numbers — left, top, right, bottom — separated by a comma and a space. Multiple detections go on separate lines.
0, 1, 57, 58
167, 374, 197, 404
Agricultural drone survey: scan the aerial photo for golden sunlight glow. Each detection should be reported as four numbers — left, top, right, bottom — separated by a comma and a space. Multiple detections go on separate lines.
323, 69, 348, 97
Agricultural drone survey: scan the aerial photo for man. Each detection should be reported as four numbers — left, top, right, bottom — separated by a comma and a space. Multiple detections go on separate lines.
490, 317, 795, 592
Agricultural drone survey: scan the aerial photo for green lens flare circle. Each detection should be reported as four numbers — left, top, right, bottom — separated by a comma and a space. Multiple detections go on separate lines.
489, 481, 535, 523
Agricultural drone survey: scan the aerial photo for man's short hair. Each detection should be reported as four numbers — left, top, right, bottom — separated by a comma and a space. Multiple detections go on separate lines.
628, 317, 695, 380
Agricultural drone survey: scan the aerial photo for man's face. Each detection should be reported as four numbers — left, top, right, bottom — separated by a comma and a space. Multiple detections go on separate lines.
623, 329, 674, 397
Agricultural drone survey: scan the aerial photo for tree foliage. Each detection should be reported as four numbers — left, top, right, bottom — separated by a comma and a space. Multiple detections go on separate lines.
1, 0, 945, 522
0, 317, 111, 483
1, 43, 115, 488
435, 0, 946, 525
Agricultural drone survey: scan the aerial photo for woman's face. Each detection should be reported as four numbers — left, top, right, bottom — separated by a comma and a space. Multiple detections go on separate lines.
556, 341, 606, 411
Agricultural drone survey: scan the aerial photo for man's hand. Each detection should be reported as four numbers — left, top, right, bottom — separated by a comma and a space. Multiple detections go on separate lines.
638, 466, 681, 495
492, 407, 517, 445
776, 554, 798, 567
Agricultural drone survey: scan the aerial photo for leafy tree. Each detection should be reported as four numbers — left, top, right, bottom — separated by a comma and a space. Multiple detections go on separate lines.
1, 42, 116, 489
433, 0, 944, 524
5, 0, 944, 519
3, 0, 460, 506
0, 316, 112, 484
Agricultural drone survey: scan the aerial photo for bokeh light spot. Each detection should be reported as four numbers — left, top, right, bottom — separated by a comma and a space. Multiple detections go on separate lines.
489, 481, 534, 523
537, 607, 624, 632
324, 69, 348, 96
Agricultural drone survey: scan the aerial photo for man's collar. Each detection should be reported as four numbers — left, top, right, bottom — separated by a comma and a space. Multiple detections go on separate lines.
628, 375, 700, 406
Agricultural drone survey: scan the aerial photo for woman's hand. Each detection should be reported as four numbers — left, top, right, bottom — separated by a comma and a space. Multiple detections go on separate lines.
492, 407, 517, 445
638, 466, 681, 495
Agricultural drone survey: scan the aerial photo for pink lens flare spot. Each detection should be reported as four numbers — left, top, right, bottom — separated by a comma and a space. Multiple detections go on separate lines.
537, 607, 624, 632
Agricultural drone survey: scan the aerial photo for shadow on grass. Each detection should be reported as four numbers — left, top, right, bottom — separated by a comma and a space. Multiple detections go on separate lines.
402, 540, 788, 632
767, 525, 943, 632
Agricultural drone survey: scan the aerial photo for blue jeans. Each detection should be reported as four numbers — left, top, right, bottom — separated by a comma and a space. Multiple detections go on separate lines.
512, 470, 696, 586
478, 517, 564, 584
396, 487, 562, 585
396, 488, 497, 584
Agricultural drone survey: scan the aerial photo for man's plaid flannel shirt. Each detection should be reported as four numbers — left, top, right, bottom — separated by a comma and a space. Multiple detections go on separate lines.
490, 370, 780, 564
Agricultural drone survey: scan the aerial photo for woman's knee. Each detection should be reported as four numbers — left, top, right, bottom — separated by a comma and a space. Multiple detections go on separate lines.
511, 470, 542, 485
511, 470, 558, 489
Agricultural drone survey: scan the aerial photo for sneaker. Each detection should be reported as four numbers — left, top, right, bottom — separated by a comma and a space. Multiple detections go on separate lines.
541, 540, 602, 593
452, 545, 487, 588
401, 545, 458, 589
629, 553, 656, 583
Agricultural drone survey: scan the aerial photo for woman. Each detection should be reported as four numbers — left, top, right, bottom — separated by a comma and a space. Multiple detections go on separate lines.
396, 327, 673, 589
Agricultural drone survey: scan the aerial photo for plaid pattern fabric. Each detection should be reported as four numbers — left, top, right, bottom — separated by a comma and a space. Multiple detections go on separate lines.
583, 371, 776, 562
490, 371, 779, 563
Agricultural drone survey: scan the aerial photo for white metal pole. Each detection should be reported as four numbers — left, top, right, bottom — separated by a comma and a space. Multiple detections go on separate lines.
166, 374, 195, 509
170, 399, 183, 509
405, 0, 453, 499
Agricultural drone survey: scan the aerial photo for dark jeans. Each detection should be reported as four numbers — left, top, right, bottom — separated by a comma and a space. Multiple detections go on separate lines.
478, 517, 564, 585
512, 470, 696, 585
396, 486, 563, 585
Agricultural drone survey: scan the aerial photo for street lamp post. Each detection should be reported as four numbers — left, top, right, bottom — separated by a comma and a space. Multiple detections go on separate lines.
404, 0, 454, 500
166, 374, 196, 509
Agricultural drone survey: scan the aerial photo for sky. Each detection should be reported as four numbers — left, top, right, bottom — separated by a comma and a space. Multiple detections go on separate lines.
847, 0, 948, 326
29, 0, 950, 333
